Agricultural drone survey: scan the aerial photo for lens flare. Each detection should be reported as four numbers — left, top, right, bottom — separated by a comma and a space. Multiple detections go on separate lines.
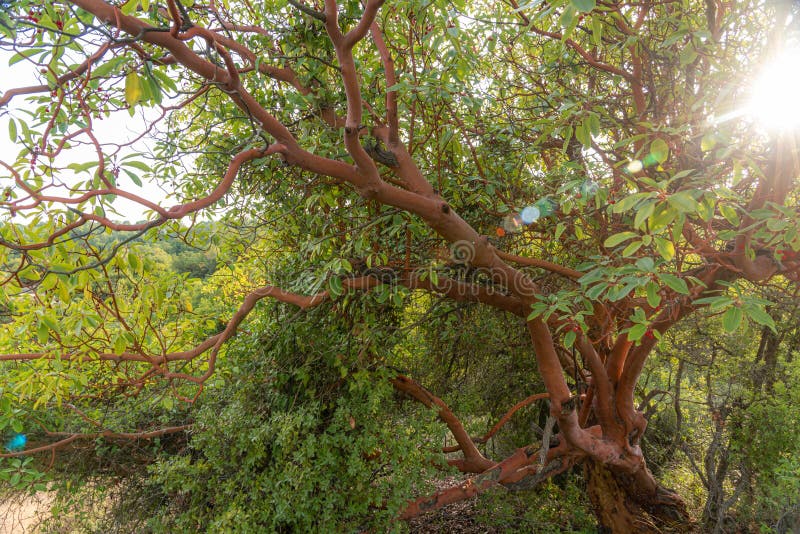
4, 433, 26, 452
503, 213, 523, 232
749, 48, 800, 131
520, 206, 541, 224
626, 160, 643, 173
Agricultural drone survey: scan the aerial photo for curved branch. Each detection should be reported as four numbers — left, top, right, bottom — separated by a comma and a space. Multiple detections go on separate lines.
391, 375, 495, 473
575, 334, 622, 439
0, 43, 113, 108
324, 0, 383, 180
443, 392, 549, 453
0, 425, 190, 458
496, 250, 582, 280
370, 20, 399, 143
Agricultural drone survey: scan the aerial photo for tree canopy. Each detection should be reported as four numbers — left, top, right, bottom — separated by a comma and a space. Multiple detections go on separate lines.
1, 0, 799, 531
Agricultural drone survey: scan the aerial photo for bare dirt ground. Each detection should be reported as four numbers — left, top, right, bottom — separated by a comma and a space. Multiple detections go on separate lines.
408, 476, 500, 534
0, 492, 51, 534
0, 479, 495, 533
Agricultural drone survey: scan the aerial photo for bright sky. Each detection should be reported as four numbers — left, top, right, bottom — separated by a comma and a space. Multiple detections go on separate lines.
0, 50, 169, 222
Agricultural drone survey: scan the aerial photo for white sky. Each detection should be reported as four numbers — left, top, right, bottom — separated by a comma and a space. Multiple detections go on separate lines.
0, 51, 169, 222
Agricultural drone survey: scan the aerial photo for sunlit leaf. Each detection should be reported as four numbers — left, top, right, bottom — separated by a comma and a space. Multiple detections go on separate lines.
125, 71, 142, 107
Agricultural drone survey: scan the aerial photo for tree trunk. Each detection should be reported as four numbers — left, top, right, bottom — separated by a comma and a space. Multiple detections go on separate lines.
586, 460, 693, 533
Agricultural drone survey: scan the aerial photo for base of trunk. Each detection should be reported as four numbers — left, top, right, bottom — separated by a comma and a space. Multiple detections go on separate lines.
586, 460, 693, 533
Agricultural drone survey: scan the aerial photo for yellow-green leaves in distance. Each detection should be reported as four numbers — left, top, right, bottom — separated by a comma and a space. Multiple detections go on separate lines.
125, 71, 143, 107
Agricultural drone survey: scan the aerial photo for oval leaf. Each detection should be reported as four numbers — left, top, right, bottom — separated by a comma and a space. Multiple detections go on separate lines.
571, 0, 596, 12
722, 306, 743, 333
604, 231, 638, 248
650, 138, 669, 164
125, 72, 142, 107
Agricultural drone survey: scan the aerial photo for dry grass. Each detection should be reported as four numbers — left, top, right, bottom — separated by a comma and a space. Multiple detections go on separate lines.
0, 492, 53, 534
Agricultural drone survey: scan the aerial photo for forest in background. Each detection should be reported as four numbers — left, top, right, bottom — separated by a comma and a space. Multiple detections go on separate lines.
2, 223, 798, 532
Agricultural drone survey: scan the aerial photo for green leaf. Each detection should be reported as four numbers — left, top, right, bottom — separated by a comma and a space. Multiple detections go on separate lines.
722, 306, 743, 333
658, 273, 689, 294
128, 253, 140, 273
635, 257, 655, 272
719, 203, 740, 226
646, 281, 662, 308
575, 120, 592, 147
121, 169, 143, 187
124, 72, 142, 107
113, 335, 126, 355
121, 0, 139, 15
634, 201, 655, 229
744, 304, 776, 332
9, 49, 44, 66
559, 7, 576, 30
591, 16, 603, 47
564, 330, 577, 348
571, 0, 596, 12
554, 222, 566, 240
8, 119, 16, 142
604, 231, 638, 248
92, 57, 127, 79
654, 237, 675, 261
579, 268, 605, 285
622, 240, 643, 257
701, 133, 716, 152
679, 46, 698, 66
328, 276, 343, 297
585, 283, 608, 300
37, 322, 49, 344
121, 160, 151, 172
41, 315, 59, 333
611, 192, 654, 214
628, 323, 647, 342
67, 161, 100, 173
668, 191, 699, 213
650, 138, 669, 164
694, 295, 732, 309
698, 197, 715, 221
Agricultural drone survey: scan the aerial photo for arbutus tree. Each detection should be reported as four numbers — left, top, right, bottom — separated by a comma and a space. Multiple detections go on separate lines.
0, 0, 799, 531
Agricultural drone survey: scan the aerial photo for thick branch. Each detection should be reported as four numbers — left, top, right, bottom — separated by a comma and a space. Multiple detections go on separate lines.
401, 447, 573, 519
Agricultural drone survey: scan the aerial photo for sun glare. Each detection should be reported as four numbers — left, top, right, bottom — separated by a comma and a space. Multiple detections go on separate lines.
749, 48, 800, 131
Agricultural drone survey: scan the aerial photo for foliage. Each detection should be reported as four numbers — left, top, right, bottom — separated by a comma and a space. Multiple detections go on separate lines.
476, 474, 596, 533
641, 290, 800, 531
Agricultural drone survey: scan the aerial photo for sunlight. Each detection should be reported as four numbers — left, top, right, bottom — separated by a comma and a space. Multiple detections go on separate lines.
749, 48, 800, 131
